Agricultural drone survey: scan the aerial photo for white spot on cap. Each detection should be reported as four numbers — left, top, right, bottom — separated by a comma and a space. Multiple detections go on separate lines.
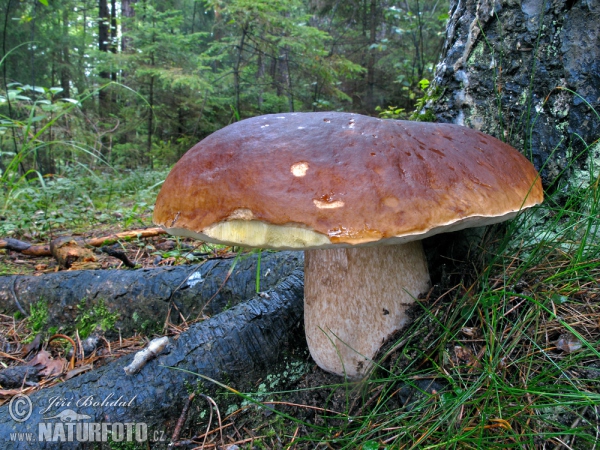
261, 124, 270, 128
277, 116, 286, 119
313, 199, 345, 209
298, 126, 305, 129
348, 119, 355, 129
323, 118, 331, 123
291, 162, 309, 177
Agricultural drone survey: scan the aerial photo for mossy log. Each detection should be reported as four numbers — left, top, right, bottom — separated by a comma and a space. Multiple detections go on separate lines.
0, 251, 302, 337
0, 266, 305, 449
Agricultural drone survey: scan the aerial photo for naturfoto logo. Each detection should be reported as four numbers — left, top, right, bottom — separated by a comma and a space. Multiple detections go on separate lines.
8, 393, 165, 444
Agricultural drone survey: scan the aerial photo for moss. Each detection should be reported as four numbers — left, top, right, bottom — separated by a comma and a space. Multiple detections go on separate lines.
25, 300, 49, 341
75, 299, 120, 338
467, 40, 486, 67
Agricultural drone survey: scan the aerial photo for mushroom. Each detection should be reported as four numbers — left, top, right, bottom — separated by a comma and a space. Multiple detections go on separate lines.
153, 112, 543, 379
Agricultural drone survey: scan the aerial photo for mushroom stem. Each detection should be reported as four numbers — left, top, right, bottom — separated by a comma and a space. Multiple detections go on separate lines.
304, 242, 430, 379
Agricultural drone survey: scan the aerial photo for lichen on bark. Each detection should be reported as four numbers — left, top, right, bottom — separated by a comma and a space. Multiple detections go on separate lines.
430, 0, 600, 188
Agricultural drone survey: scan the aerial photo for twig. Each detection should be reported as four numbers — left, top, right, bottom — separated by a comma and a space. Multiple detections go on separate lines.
100, 245, 136, 268
198, 256, 239, 317
171, 393, 195, 443
262, 401, 343, 416
86, 227, 166, 247
10, 277, 28, 317
552, 406, 590, 450
198, 394, 223, 449
289, 426, 300, 449
48, 334, 77, 370
0, 228, 166, 258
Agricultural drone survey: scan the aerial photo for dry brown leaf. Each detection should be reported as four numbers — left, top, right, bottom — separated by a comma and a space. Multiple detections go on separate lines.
21, 334, 42, 357
556, 333, 583, 353
454, 345, 475, 363
64, 364, 93, 380
26, 350, 65, 377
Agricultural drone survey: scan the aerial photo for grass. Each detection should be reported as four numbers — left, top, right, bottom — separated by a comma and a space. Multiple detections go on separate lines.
0, 122, 598, 449
0, 167, 165, 240
185, 146, 599, 448
1, 150, 598, 449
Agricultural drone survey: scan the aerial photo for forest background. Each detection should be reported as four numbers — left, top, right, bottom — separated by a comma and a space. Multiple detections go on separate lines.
0, 0, 448, 175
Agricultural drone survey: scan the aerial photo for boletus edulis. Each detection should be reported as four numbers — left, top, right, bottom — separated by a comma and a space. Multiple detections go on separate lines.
153, 112, 543, 379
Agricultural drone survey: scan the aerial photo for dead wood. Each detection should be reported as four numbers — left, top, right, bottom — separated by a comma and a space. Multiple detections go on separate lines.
85, 227, 166, 247
49, 236, 98, 269
0, 239, 50, 257
0, 265, 305, 449
0, 227, 167, 262
99, 245, 135, 267
0, 366, 41, 389
0, 251, 302, 338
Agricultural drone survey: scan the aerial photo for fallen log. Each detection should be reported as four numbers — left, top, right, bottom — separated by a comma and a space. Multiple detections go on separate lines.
0, 251, 303, 337
0, 228, 167, 258
0, 228, 166, 269
0, 265, 305, 449
0, 239, 50, 257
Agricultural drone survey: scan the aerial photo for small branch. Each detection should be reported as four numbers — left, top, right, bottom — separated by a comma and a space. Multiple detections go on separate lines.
10, 277, 28, 317
171, 393, 195, 443
100, 245, 136, 268
0, 228, 167, 259
86, 227, 166, 247
0, 239, 51, 256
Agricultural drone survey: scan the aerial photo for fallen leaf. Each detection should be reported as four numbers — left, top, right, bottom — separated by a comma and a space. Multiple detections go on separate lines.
454, 345, 475, 363
556, 333, 582, 353
26, 350, 65, 377
64, 364, 93, 380
21, 334, 42, 357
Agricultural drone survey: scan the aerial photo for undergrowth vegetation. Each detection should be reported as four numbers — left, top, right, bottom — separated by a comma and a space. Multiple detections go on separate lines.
194, 141, 599, 448
0, 131, 598, 449
0, 168, 164, 240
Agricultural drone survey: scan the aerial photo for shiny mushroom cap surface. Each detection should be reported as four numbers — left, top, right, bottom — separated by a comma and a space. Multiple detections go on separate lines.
153, 112, 543, 249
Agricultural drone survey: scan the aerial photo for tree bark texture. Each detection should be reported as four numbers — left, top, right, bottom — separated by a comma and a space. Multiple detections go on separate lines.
0, 266, 305, 449
98, 0, 111, 115
0, 251, 303, 337
430, 0, 600, 187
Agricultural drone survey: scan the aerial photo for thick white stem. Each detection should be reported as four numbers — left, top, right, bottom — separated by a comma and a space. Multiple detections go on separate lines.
304, 242, 430, 379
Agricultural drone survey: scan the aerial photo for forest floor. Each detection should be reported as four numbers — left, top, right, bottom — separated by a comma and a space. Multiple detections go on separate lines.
1, 169, 599, 449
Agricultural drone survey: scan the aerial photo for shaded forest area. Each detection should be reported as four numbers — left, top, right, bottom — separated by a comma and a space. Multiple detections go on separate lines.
0, 0, 448, 175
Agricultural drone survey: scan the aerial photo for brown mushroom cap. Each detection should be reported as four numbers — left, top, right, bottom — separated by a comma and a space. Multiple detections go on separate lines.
153, 112, 543, 249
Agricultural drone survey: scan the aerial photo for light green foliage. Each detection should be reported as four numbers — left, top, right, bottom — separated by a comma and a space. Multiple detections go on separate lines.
410, 78, 443, 121
25, 300, 49, 338
1, 0, 448, 174
203, 0, 364, 114
220, 358, 311, 419
75, 299, 120, 338
0, 168, 164, 239
375, 105, 406, 119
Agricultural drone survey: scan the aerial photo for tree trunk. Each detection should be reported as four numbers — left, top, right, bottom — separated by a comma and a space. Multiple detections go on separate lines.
233, 25, 247, 116
257, 51, 264, 110
365, 0, 377, 111
120, 0, 136, 84
98, 0, 111, 115
60, 8, 71, 99
120, 0, 136, 52
430, 0, 600, 187
110, 0, 118, 82
0, 267, 305, 449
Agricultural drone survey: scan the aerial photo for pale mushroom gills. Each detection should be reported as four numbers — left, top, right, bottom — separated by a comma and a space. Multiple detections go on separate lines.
153, 112, 543, 379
